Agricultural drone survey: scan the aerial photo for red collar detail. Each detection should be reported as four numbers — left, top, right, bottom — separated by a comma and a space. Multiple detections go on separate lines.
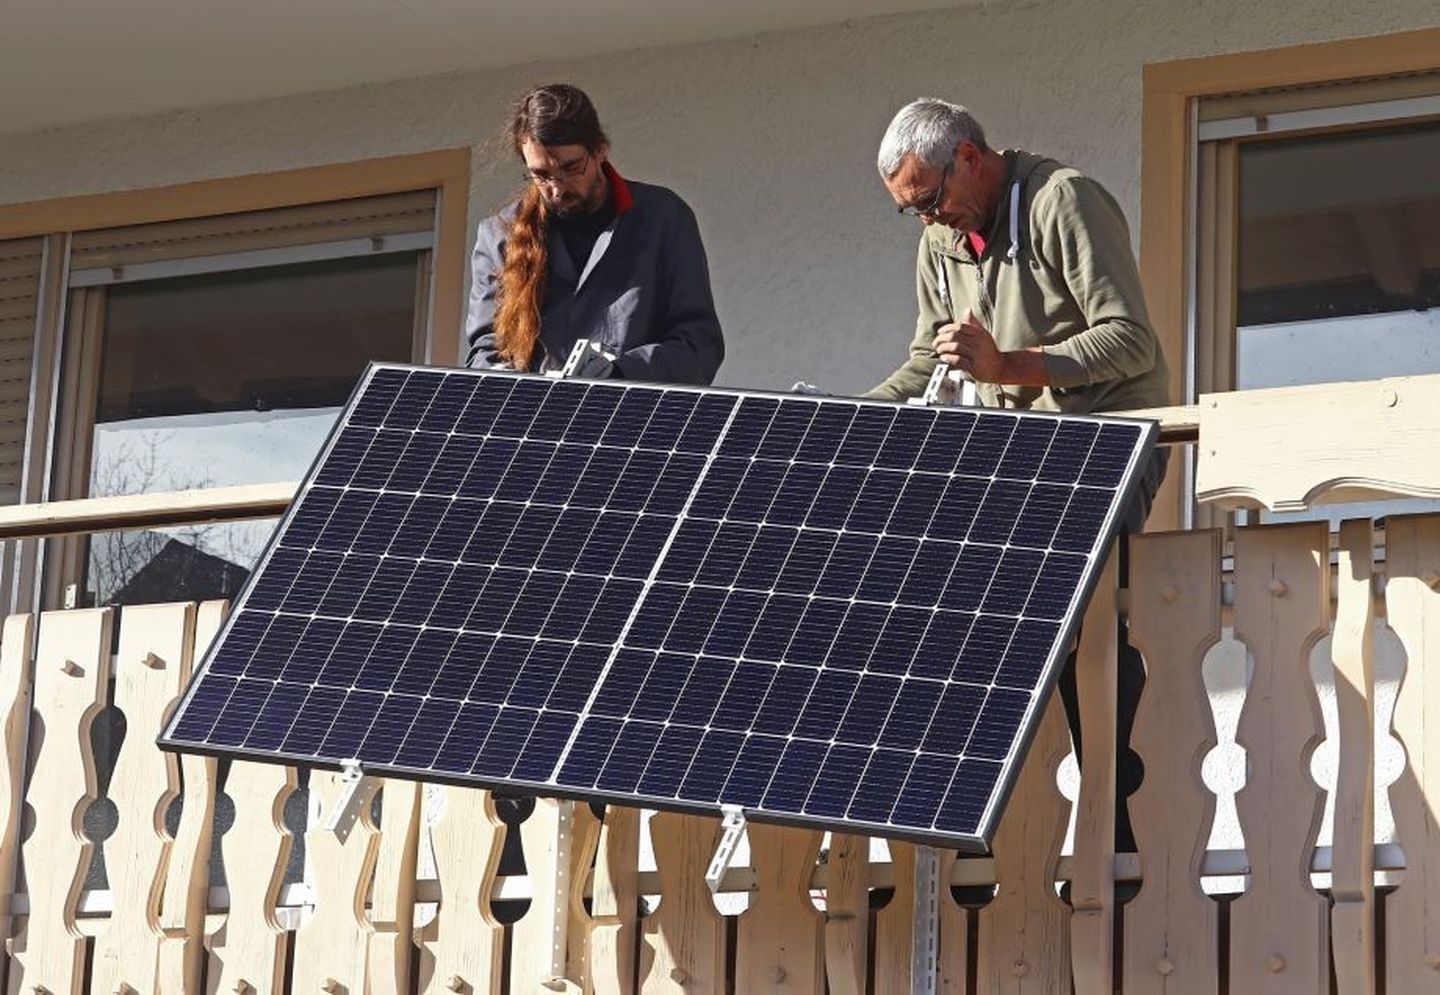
603, 161, 634, 214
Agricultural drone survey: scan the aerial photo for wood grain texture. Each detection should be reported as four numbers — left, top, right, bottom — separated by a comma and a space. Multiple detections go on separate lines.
366, 780, 421, 993
1196, 375, 1440, 511
1228, 523, 1330, 993
1330, 520, 1376, 995
1070, 550, 1118, 995
90, 602, 197, 995
509, 799, 582, 994
0, 615, 34, 956
587, 805, 640, 995
821, 834, 870, 995
734, 824, 824, 994
7, 608, 112, 995
1382, 514, 1440, 991
1124, 530, 1223, 995
638, 813, 725, 995
872, 842, 916, 995
417, 787, 505, 995
974, 696, 1070, 995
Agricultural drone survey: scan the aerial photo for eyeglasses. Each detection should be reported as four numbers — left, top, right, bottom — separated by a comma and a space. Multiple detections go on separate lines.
524, 151, 593, 187
897, 161, 953, 218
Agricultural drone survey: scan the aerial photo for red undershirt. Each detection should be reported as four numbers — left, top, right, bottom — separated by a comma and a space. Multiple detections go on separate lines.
965, 230, 987, 258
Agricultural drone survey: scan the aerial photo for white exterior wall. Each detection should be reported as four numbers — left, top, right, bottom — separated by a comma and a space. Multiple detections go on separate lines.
2, 0, 1436, 393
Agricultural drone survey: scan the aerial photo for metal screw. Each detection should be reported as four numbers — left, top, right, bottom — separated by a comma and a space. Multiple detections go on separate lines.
1266, 955, 1286, 973
1010, 960, 1029, 977
1157, 958, 1175, 976
1268, 578, 1288, 598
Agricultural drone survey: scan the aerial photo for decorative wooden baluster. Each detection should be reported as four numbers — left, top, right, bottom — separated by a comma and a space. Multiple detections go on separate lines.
0, 615, 35, 953
1228, 522, 1330, 992
204, 759, 296, 995
974, 695, 1070, 994
1330, 519, 1376, 995
366, 780, 421, 993
587, 806, 640, 995
157, 600, 226, 993
417, 786, 505, 995
821, 834, 869, 995
7, 608, 113, 995
1123, 530, 1222, 995
1382, 514, 1440, 991
1071, 549, 1118, 995
91, 602, 198, 995
639, 812, 725, 995
291, 769, 383, 994
935, 850, 968, 995
872, 841, 917, 995
734, 825, 824, 993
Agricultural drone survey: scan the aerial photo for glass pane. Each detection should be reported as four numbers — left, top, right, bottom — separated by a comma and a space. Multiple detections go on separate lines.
85, 253, 418, 606
1234, 119, 1440, 526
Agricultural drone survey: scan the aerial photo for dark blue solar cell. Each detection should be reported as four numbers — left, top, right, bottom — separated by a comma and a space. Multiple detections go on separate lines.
493, 441, 557, 504
703, 590, 767, 657
567, 387, 624, 445
803, 465, 867, 529
847, 749, 915, 824
353, 493, 416, 556
526, 381, 586, 441
750, 666, 817, 736
458, 437, 520, 500
965, 688, 1032, 761
355, 625, 421, 691
546, 643, 610, 712
452, 376, 515, 437
206, 678, 269, 748
608, 450, 667, 512
876, 680, 943, 751
954, 615, 1016, 684
568, 449, 626, 508
428, 564, 491, 629
470, 636, 529, 703
246, 548, 305, 610
969, 478, 1032, 544
868, 607, 932, 675
623, 584, 684, 649
591, 649, 651, 717
887, 473, 947, 538
910, 610, 972, 681
785, 599, 848, 666
956, 415, 1015, 477
393, 698, 463, 769
845, 471, 906, 533
389, 497, 450, 560
755, 400, 816, 462
712, 661, 778, 727
631, 654, 690, 722
828, 604, 887, 671
645, 454, 705, 515
488, 378, 550, 440
318, 690, 386, 758
435, 702, 499, 774
854, 536, 920, 603
743, 593, 807, 660
938, 544, 1003, 613
793, 402, 855, 464
534, 508, 600, 573
733, 526, 798, 590
430, 634, 491, 700
914, 410, 974, 474
982, 547, 1046, 616
349, 368, 407, 427
498, 506, 562, 568
503, 571, 567, 637
579, 579, 643, 644
927, 475, 987, 543
874, 407, 935, 469
720, 734, 786, 806
892, 754, 959, 829
472, 706, 539, 778
244, 682, 307, 752
571, 512, 639, 576
508, 640, 574, 708
762, 739, 828, 812
815, 533, 878, 600
835, 674, 901, 746
692, 521, 758, 587
775, 530, 836, 594
728, 460, 788, 522
934, 760, 1002, 835
278, 618, 342, 684
717, 398, 778, 457
1037, 420, 1098, 484
613, 518, 670, 579
599, 389, 662, 448
804, 744, 869, 817
686, 456, 746, 519
350, 431, 410, 490
637, 391, 699, 450
833, 407, 896, 468
895, 541, 961, 608
415, 373, 480, 435
528, 444, 591, 505
280, 484, 341, 547
359, 693, 423, 764
674, 393, 736, 453
636, 725, 705, 797
596, 721, 665, 793
393, 628, 460, 696
993, 619, 1063, 690
679, 730, 744, 802
1079, 424, 1142, 488
924, 683, 986, 755
995, 418, 1058, 481
422, 436, 483, 495
670, 656, 735, 726
280, 685, 348, 755
793, 669, 858, 740
764, 462, 826, 526
1055, 488, 1114, 552
314, 428, 372, 488
556, 715, 621, 787
383, 371, 446, 431
1008, 482, 1074, 548
386, 432, 447, 492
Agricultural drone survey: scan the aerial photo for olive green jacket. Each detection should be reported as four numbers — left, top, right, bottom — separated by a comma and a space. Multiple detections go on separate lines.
866, 150, 1170, 414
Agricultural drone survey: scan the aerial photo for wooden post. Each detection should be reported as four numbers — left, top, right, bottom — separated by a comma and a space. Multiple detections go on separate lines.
7, 608, 113, 995
1124, 530, 1223, 995
417, 786, 505, 995
90, 602, 198, 995
936, 850, 969, 995
587, 806, 640, 995
822, 834, 870, 995
366, 780, 422, 993
734, 824, 824, 994
1382, 513, 1440, 990
638, 812, 725, 995
509, 798, 582, 994
1330, 519, 1376, 995
1070, 548, 1118, 995
974, 696, 1070, 994
0, 615, 35, 957
872, 842, 917, 995
1228, 522, 1330, 992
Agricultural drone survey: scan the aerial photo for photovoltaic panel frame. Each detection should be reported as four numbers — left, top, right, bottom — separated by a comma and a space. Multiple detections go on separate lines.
160, 363, 1157, 850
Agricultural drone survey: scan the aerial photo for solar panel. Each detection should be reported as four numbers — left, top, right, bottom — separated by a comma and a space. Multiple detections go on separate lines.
159, 363, 1156, 850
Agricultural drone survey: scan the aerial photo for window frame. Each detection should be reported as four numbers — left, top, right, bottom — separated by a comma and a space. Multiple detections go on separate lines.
1139, 26, 1440, 531
0, 149, 471, 611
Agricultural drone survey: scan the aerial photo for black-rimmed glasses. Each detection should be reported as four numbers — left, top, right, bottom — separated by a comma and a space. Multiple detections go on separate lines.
524, 151, 593, 187
897, 160, 953, 218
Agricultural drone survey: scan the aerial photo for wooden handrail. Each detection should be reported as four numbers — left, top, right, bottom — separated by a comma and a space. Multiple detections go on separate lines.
0, 404, 1201, 542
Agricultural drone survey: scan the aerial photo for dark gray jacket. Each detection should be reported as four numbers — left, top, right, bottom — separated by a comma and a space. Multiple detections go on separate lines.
465, 170, 724, 384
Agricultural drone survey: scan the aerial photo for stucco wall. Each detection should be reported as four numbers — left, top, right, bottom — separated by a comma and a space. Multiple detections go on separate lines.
1, 0, 1436, 393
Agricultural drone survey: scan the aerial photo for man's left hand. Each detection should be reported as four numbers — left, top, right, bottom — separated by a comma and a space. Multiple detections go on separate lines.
933, 312, 1004, 383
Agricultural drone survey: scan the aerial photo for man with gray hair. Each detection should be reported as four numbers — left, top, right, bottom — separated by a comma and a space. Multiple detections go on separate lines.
869, 98, 1170, 851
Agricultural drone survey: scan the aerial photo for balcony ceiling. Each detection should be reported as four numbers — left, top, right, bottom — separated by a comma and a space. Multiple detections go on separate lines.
1, 0, 969, 135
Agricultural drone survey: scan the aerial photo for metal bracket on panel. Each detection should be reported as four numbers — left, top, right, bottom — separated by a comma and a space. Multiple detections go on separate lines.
540, 799, 580, 993
909, 364, 977, 407
910, 845, 941, 995
323, 759, 381, 844
556, 338, 617, 380
704, 805, 747, 894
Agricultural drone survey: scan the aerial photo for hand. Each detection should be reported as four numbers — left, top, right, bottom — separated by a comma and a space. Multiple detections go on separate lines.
933, 311, 1005, 383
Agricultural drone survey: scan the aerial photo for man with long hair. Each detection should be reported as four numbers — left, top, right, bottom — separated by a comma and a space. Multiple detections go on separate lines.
466, 84, 724, 383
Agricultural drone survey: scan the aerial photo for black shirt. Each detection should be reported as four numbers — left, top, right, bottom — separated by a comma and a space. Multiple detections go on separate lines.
552, 192, 617, 274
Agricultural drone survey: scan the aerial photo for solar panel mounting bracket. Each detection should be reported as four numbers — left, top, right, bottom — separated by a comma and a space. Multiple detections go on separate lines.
703, 805, 747, 894
912, 363, 977, 407
323, 759, 381, 843
910, 845, 942, 995
556, 338, 617, 380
